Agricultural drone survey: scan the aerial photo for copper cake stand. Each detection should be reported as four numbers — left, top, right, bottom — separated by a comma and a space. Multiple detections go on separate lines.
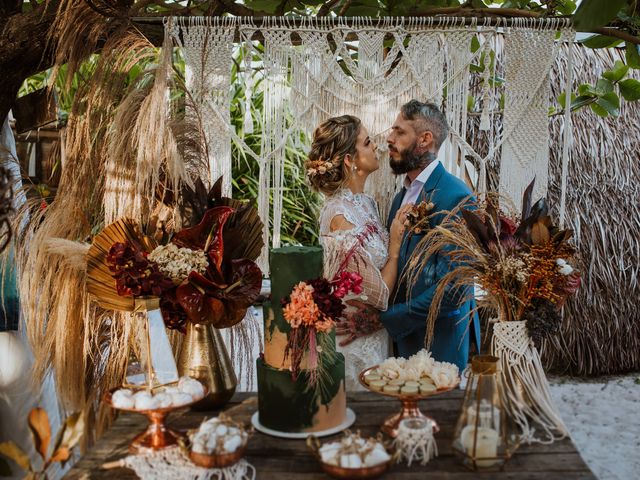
104, 387, 207, 454
358, 366, 459, 438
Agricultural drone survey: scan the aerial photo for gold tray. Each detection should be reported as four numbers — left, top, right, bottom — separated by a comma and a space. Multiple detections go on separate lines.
358, 365, 459, 438
307, 434, 397, 479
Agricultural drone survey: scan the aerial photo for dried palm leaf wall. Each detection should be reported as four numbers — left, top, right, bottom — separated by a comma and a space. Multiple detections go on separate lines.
469, 42, 639, 375
544, 44, 640, 375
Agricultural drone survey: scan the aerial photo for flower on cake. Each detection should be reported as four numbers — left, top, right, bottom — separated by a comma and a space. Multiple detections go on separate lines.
281, 272, 363, 394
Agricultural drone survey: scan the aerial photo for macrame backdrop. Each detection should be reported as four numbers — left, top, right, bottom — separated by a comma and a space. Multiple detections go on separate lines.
169, 17, 574, 272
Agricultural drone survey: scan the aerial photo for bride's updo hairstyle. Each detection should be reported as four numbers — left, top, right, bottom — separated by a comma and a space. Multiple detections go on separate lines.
305, 115, 361, 196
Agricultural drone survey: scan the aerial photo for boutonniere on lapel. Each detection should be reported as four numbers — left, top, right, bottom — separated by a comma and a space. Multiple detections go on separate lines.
404, 200, 435, 235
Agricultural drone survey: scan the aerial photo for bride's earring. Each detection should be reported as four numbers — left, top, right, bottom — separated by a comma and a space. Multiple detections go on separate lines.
352, 164, 358, 172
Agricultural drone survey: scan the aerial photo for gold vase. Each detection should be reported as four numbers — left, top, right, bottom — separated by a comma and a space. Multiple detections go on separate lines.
178, 323, 237, 410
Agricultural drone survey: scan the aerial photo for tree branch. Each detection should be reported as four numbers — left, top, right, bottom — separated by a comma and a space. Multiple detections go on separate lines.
593, 27, 640, 45
338, 0, 352, 16
318, 0, 340, 16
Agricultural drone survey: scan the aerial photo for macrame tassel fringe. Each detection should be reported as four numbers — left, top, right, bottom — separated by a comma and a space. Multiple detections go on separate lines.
491, 321, 567, 444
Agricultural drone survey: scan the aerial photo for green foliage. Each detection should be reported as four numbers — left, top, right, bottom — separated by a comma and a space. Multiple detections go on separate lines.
228, 49, 321, 246
602, 60, 629, 82
581, 35, 622, 49
619, 78, 640, 100
592, 91, 620, 116
626, 42, 640, 69
573, 0, 628, 31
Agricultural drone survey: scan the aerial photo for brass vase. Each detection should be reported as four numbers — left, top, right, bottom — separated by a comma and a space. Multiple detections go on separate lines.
178, 323, 237, 410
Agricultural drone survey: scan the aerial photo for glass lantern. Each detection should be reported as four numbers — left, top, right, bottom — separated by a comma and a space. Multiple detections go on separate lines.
452, 355, 519, 470
124, 297, 179, 388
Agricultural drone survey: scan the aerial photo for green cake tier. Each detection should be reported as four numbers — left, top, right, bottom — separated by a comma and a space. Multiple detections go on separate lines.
256, 355, 347, 433
268, 246, 324, 337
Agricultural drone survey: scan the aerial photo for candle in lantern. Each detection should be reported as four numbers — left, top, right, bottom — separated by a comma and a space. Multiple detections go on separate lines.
466, 400, 500, 430
460, 425, 500, 467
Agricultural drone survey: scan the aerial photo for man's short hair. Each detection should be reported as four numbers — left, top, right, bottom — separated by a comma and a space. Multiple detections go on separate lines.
400, 100, 449, 149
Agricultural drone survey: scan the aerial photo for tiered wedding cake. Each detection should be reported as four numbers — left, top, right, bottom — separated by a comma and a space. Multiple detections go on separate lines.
256, 246, 347, 433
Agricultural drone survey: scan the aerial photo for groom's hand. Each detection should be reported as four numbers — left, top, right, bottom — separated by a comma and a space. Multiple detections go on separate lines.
335, 300, 383, 347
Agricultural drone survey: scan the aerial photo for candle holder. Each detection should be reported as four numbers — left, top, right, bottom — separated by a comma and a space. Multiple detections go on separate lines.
451, 355, 520, 471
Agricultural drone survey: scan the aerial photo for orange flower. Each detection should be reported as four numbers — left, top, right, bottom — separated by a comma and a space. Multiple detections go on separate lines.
283, 282, 321, 328
315, 315, 335, 333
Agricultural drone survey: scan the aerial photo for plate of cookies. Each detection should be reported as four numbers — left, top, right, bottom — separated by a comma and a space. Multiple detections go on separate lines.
358, 349, 460, 399
357, 350, 460, 437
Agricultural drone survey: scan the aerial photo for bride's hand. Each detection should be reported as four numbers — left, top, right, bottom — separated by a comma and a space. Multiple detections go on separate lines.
335, 300, 383, 347
389, 204, 411, 254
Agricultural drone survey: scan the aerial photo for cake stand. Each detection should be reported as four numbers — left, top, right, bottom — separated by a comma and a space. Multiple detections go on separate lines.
358, 366, 459, 438
104, 387, 207, 453
251, 408, 356, 439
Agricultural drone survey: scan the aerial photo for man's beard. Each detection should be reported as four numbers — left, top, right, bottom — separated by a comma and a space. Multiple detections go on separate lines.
389, 142, 436, 175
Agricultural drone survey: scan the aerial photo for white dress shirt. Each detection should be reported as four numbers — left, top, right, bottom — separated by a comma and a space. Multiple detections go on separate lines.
400, 160, 440, 207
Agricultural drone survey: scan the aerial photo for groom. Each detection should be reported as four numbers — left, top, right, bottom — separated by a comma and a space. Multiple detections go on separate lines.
337, 100, 480, 371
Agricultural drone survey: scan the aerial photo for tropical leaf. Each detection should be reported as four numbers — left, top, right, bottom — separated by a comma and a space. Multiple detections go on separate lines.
531, 219, 551, 245
461, 209, 490, 249
521, 178, 535, 220
580, 34, 621, 49
619, 78, 640, 101
573, 0, 627, 31
28, 408, 51, 461
0, 442, 30, 473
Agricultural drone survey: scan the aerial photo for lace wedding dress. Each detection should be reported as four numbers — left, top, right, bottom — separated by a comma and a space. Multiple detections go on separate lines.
319, 188, 392, 392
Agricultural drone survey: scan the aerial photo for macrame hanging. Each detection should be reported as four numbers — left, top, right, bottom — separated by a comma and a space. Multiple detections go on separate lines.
170, 16, 574, 271
499, 21, 567, 209
171, 17, 235, 194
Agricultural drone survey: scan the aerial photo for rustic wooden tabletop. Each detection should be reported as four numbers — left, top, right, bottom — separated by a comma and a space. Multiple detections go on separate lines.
65, 390, 595, 479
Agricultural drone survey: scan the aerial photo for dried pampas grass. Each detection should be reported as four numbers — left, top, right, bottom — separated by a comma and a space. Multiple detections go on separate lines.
8, 13, 189, 428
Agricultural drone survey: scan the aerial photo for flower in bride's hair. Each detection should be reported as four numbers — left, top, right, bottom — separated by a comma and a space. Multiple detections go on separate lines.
307, 157, 335, 178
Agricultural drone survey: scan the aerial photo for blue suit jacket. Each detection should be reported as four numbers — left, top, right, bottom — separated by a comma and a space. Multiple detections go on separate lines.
380, 162, 481, 370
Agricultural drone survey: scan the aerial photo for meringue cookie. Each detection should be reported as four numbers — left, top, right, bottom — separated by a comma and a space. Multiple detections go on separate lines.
340, 453, 362, 468
171, 392, 194, 407
363, 445, 391, 467
178, 377, 205, 399
223, 434, 243, 453
112, 389, 135, 409
134, 393, 159, 410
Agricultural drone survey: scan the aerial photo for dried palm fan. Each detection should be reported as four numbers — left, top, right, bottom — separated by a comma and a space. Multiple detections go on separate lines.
86, 218, 157, 311
178, 176, 264, 262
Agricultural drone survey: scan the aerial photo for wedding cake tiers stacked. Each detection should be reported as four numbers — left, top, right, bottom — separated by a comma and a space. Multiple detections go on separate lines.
256, 246, 347, 433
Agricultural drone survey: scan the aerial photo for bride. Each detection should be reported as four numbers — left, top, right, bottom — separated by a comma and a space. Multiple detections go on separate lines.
305, 115, 409, 391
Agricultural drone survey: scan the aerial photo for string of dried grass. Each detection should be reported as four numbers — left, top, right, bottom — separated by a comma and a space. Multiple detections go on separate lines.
399, 200, 495, 349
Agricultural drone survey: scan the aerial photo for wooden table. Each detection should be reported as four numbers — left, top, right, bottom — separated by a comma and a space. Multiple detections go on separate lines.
65, 391, 595, 479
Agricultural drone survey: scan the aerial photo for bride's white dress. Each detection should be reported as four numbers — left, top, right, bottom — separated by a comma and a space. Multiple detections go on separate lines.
319, 188, 392, 391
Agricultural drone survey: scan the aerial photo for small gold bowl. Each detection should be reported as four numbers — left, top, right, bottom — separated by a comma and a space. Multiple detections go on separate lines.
182, 416, 252, 469
307, 434, 397, 479
188, 444, 248, 469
